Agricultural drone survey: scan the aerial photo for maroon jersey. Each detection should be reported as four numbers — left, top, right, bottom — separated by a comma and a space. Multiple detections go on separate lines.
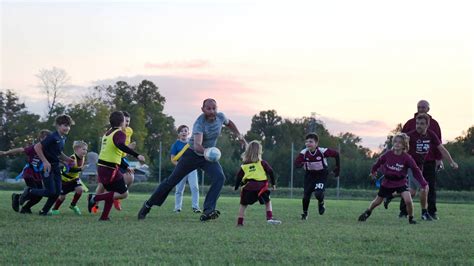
23, 145, 42, 181
402, 113, 442, 161
371, 150, 428, 188
407, 129, 441, 167
295, 147, 339, 171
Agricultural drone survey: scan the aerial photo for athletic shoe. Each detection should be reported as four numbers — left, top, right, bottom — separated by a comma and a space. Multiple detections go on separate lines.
408, 216, 417, 224
175, 209, 181, 213
19, 187, 31, 205
20, 207, 32, 214
192, 208, 202, 213
267, 219, 282, 225
358, 210, 371, 222
69, 205, 82, 215
318, 201, 326, 215
11, 193, 20, 212
113, 199, 122, 211
383, 196, 393, 209
421, 212, 433, 221
138, 201, 151, 220
398, 212, 408, 218
51, 210, 60, 215
200, 210, 221, 222
39, 210, 52, 216
301, 213, 308, 220
87, 194, 96, 213
91, 205, 99, 214
430, 213, 439, 220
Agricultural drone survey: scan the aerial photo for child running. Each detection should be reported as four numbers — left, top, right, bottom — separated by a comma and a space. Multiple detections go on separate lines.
91, 111, 135, 213
19, 115, 75, 215
87, 111, 145, 221
358, 133, 428, 224
234, 141, 281, 226
1, 130, 51, 213
51, 141, 88, 215
294, 133, 340, 220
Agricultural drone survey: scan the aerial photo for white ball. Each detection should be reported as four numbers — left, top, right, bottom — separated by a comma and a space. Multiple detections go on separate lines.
204, 147, 221, 162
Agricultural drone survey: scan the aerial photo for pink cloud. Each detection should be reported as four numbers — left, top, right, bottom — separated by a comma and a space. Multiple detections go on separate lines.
144, 60, 210, 69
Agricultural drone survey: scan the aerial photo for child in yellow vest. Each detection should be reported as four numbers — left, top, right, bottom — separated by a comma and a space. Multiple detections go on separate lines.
51, 141, 88, 215
234, 141, 281, 226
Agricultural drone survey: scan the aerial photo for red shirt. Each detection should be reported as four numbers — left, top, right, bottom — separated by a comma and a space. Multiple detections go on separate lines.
371, 150, 428, 188
402, 113, 442, 161
295, 147, 339, 170
407, 129, 441, 167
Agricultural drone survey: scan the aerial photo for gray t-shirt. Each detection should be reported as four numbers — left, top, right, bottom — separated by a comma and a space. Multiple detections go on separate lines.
188, 112, 229, 155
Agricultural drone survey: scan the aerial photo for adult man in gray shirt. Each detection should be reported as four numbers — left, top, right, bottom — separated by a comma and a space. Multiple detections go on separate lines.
138, 99, 246, 221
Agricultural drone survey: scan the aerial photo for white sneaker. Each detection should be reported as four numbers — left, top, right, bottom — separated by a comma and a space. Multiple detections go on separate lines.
267, 219, 282, 225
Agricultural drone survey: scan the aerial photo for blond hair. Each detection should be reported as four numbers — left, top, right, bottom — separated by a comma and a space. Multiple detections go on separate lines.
392, 133, 410, 153
242, 140, 263, 164
73, 140, 88, 150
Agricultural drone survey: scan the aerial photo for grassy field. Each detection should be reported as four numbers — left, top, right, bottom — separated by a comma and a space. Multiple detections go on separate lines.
0, 191, 473, 265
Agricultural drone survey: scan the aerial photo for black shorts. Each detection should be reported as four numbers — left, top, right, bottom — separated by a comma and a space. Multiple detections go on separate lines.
61, 179, 82, 195
377, 185, 408, 198
103, 177, 128, 194
240, 181, 271, 205
303, 170, 328, 196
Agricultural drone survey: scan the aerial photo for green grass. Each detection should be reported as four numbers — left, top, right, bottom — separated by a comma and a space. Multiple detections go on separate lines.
0, 191, 473, 265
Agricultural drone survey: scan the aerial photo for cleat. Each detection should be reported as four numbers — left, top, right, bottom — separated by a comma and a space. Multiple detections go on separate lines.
301, 213, 308, 220
20, 207, 32, 214
87, 194, 96, 213
200, 210, 220, 222
113, 199, 122, 211
398, 212, 408, 219
39, 210, 52, 216
51, 210, 60, 215
421, 212, 433, 221
19, 187, 31, 206
267, 219, 282, 225
12, 193, 20, 212
69, 205, 82, 215
383, 196, 393, 209
358, 210, 371, 222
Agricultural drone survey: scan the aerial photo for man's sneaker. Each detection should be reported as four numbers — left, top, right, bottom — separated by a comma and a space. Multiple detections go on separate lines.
51, 210, 60, 215
267, 219, 282, 225
39, 210, 52, 216
87, 194, 96, 213
91, 205, 99, 214
11, 193, 20, 212
19, 187, 31, 205
358, 210, 371, 222
398, 212, 408, 218
318, 201, 326, 215
429, 213, 439, 220
113, 199, 122, 211
383, 196, 393, 209
200, 210, 221, 222
69, 205, 82, 215
192, 208, 202, 213
138, 201, 151, 220
20, 207, 32, 214
301, 213, 308, 220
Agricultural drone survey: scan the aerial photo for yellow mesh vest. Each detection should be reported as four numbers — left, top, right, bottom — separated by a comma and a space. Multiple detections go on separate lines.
61, 154, 84, 182
241, 161, 267, 182
122, 127, 134, 158
99, 129, 123, 165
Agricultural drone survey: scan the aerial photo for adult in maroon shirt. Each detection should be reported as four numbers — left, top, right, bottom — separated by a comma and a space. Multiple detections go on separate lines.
401, 100, 445, 219
358, 133, 427, 224
397, 113, 459, 220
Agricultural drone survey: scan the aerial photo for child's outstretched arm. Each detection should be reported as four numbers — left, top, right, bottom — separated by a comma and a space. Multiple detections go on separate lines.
0, 147, 25, 156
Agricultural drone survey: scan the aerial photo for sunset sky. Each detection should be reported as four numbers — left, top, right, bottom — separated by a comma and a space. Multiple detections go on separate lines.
1, 0, 473, 150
